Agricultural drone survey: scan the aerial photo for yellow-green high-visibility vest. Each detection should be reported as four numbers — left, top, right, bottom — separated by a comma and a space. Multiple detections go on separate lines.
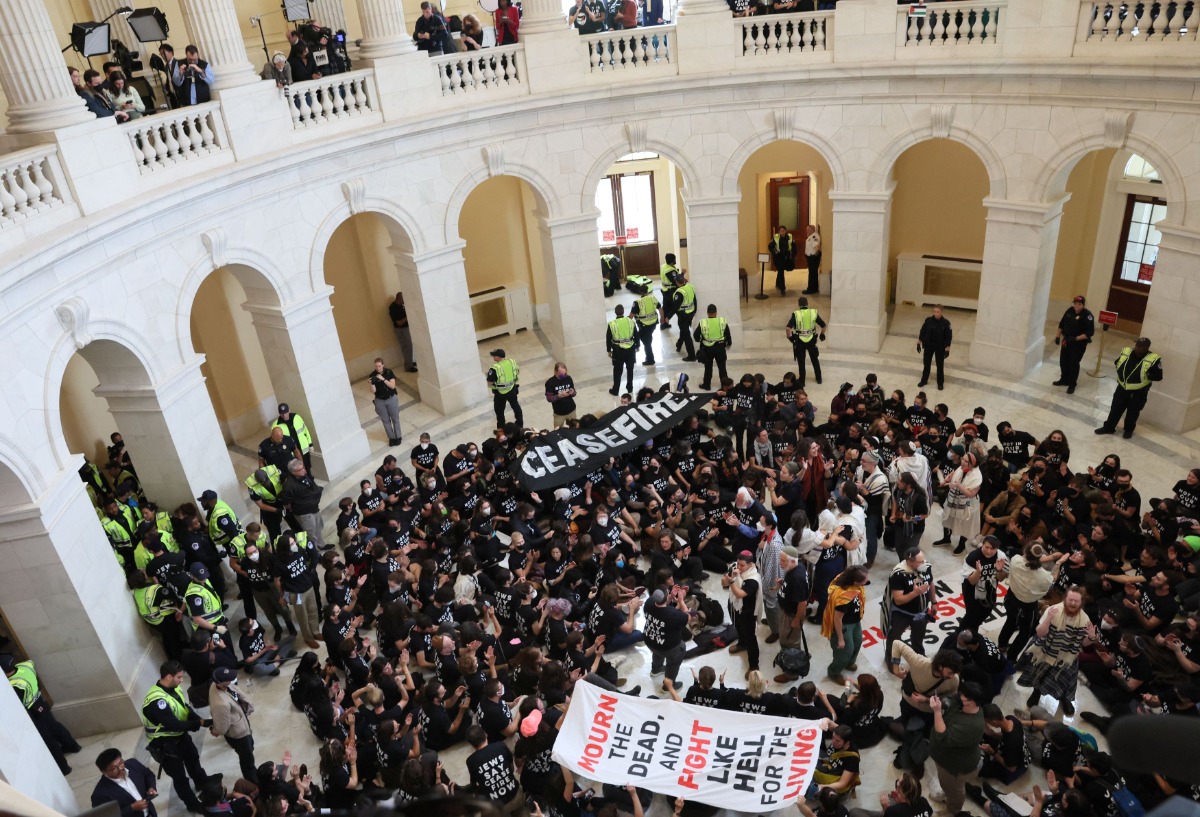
609, 316, 636, 348
699, 316, 728, 347
635, 294, 659, 326
142, 684, 190, 740
1115, 348, 1161, 391
8, 660, 40, 709
793, 308, 818, 343
185, 580, 224, 626
206, 500, 241, 548
133, 584, 168, 626
489, 359, 519, 394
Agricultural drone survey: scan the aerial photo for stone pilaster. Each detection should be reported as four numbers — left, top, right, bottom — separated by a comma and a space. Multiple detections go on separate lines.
0, 0, 91, 133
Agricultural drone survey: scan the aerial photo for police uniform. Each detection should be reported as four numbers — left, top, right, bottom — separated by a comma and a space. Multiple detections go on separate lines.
632, 291, 661, 365
271, 405, 313, 471
134, 581, 186, 660
693, 312, 732, 390
487, 352, 523, 428
141, 679, 210, 812
672, 282, 698, 360
601, 253, 622, 297
1097, 343, 1163, 438
246, 466, 285, 543
1055, 301, 1095, 390
660, 263, 682, 326
769, 231, 797, 294
606, 312, 639, 394
787, 305, 827, 388
102, 502, 138, 571
4, 658, 80, 774
203, 494, 242, 553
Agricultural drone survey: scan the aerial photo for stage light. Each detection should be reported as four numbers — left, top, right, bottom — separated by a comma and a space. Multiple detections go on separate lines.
127, 8, 170, 43
71, 22, 111, 57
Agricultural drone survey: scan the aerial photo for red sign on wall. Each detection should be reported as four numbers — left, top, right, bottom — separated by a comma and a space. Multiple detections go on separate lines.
626, 227, 639, 240
1099, 310, 1119, 326
1138, 263, 1155, 283
616, 236, 628, 246
602, 230, 615, 243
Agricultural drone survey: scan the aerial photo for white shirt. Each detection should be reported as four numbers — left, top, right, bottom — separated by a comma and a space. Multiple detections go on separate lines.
111, 773, 143, 806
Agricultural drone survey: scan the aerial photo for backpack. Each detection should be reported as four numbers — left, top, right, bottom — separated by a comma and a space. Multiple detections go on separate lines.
700, 596, 724, 627
773, 624, 811, 677
892, 715, 930, 772
1107, 784, 1145, 817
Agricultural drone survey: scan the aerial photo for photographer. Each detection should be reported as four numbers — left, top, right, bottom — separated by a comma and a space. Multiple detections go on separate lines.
260, 52, 292, 88
171, 45, 214, 107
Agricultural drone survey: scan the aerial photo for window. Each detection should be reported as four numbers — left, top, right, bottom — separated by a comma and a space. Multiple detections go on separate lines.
595, 172, 658, 245
1114, 195, 1167, 287
1123, 154, 1161, 183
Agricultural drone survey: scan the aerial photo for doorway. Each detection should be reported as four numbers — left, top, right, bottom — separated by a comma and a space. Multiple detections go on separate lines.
1105, 193, 1166, 330
768, 175, 810, 256
596, 170, 660, 278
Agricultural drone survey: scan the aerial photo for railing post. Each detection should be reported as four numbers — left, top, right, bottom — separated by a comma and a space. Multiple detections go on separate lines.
1000, 0, 1077, 58
833, 0, 902, 63
519, 0, 590, 94
674, 0, 739, 75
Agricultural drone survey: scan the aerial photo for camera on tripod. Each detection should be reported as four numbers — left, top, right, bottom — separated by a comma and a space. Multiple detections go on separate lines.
111, 39, 143, 76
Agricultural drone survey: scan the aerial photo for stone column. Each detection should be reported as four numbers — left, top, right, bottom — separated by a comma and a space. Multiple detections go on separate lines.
355, 0, 417, 58
674, 0, 739, 74
519, 0, 567, 35
829, 188, 892, 351
90, 0, 136, 50
1140, 222, 1200, 433
0, 471, 160, 737
95, 359, 243, 510
970, 196, 1068, 378
540, 211, 608, 364
311, 0, 349, 34
0, 0, 91, 133
178, 0, 259, 90
404, 243, 487, 415
682, 195, 744, 334
242, 289, 372, 481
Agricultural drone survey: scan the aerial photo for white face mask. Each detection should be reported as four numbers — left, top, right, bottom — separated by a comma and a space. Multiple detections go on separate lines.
468, 448, 478, 457
420, 443, 430, 450
481, 507, 491, 516
974, 416, 984, 424
756, 520, 767, 532
1100, 620, 1116, 630
597, 516, 608, 526
248, 552, 260, 562
289, 543, 299, 553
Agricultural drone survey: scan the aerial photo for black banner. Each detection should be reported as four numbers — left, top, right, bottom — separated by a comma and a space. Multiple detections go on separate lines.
516, 392, 714, 491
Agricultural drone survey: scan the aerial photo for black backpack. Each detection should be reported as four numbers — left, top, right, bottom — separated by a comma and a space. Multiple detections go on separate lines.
772, 624, 811, 677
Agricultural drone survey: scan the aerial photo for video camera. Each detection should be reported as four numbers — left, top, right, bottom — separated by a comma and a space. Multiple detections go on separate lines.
111, 39, 143, 76
299, 23, 334, 44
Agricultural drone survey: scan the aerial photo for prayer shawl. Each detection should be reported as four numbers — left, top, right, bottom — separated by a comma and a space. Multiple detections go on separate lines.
821, 582, 867, 638
1029, 602, 1090, 667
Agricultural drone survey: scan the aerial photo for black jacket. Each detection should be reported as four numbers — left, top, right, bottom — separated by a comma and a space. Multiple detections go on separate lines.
919, 315, 953, 349
91, 759, 158, 817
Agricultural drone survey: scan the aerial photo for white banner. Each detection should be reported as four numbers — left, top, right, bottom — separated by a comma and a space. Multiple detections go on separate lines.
551, 681, 824, 813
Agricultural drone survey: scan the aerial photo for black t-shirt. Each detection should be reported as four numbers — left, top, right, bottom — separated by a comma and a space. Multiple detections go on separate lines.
644, 602, 689, 650
779, 565, 810, 615
835, 592, 863, 624
275, 546, 315, 593
1174, 479, 1200, 519
889, 566, 932, 614
734, 578, 759, 621
410, 443, 440, 473
467, 740, 520, 802
994, 717, 1030, 770
1139, 589, 1179, 635
884, 798, 934, 817
999, 429, 1037, 466
545, 375, 577, 416
369, 368, 398, 400
476, 697, 514, 744
685, 685, 724, 708
964, 548, 1002, 593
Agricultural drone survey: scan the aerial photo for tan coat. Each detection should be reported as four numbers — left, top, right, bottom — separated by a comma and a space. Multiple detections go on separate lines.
210, 684, 253, 739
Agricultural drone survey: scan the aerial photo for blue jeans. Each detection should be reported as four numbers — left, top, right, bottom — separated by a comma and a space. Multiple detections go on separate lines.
609, 629, 644, 651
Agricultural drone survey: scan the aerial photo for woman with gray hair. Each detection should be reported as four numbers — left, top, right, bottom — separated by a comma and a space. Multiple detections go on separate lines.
260, 52, 293, 87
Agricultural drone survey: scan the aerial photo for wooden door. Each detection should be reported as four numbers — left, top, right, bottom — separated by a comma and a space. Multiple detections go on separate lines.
768, 177, 810, 268
1105, 194, 1166, 332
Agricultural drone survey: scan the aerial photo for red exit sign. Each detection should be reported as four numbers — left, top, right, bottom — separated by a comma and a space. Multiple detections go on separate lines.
1099, 310, 1119, 326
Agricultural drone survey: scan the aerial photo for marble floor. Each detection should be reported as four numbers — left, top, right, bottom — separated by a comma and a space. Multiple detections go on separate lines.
62, 287, 1200, 817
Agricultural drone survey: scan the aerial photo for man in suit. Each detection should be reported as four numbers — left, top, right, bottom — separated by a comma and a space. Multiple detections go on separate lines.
92, 748, 158, 817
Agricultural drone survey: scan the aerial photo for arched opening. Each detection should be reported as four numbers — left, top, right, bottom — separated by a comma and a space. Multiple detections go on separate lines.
459, 175, 546, 341
593, 151, 690, 371
1049, 149, 1168, 337
189, 265, 285, 479
58, 338, 196, 508
735, 140, 835, 331
888, 138, 989, 334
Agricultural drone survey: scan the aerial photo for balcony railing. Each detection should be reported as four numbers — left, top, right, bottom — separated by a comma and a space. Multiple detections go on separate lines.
738, 10, 833, 57
285, 69, 379, 129
1077, 1, 1199, 43
581, 26, 674, 72
431, 44, 528, 96
122, 103, 227, 173
898, 1, 1003, 47
0, 146, 68, 224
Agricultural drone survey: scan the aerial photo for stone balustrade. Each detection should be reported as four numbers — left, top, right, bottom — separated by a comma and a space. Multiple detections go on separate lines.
1076, 0, 1199, 45
580, 25, 675, 72
431, 44, 528, 96
122, 103, 227, 173
897, 1, 1003, 48
737, 10, 833, 57
285, 69, 380, 129
0, 145, 66, 222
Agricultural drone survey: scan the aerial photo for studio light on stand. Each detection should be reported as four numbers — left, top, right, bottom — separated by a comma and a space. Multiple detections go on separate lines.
62, 7, 130, 65
127, 8, 170, 43
282, 0, 314, 23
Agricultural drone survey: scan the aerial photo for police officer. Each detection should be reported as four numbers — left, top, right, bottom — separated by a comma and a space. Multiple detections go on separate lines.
388, 291, 417, 373
917, 304, 953, 390
606, 304, 638, 396
141, 660, 216, 813
601, 252, 622, 297
3, 655, 81, 774
661, 254, 685, 328
1053, 295, 1095, 394
199, 489, 241, 555
245, 466, 284, 544
101, 496, 138, 572
185, 562, 228, 635
785, 295, 827, 388
272, 403, 313, 472
130, 569, 187, 660
1095, 337, 1163, 439
693, 303, 732, 390
769, 226, 797, 296
487, 348, 523, 428
631, 284, 663, 365
672, 276, 699, 361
